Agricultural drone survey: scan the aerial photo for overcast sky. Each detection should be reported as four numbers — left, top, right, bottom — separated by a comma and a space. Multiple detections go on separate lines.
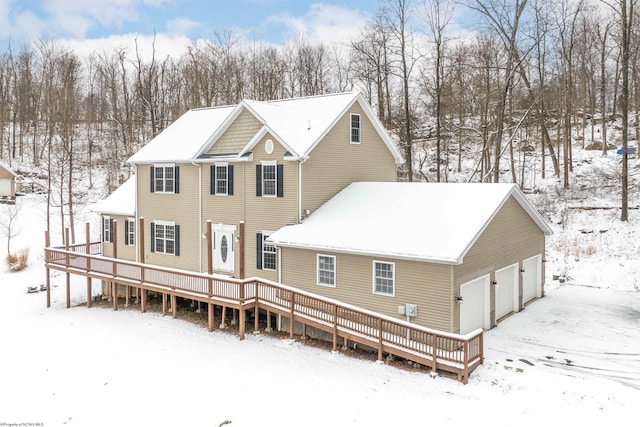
0, 0, 379, 54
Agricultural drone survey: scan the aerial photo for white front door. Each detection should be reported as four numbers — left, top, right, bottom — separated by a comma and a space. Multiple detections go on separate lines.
495, 264, 519, 321
459, 275, 490, 334
213, 224, 236, 273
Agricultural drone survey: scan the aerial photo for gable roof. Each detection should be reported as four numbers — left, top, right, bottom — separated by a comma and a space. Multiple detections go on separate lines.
0, 160, 17, 177
268, 182, 553, 265
91, 177, 136, 216
127, 92, 402, 164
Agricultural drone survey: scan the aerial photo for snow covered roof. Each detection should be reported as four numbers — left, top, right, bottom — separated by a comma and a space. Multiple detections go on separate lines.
128, 106, 235, 163
91, 177, 136, 216
0, 160, 17, 177
127, 92, 402, 164
268, 182, 553, 265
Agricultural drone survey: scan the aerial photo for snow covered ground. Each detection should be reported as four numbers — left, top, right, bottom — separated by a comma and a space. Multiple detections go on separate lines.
1, 159, 639, 426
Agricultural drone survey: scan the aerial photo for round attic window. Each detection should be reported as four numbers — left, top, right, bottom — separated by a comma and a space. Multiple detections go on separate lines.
265, 139, 274, 155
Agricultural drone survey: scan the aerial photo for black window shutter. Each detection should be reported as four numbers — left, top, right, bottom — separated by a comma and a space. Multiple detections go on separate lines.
150, 223, 155, 252
256, 165, 262, 197
228, 165, 234, 195
256, 233, 263, 270
174, 225, 180, 256
174, 166, 180, 193
101, 218, 105, 242
277, 164, 284, 197
150, 166, 155, 193
210, 165, 215, 194
124, 221, 129, 245
109, 218, 114, 242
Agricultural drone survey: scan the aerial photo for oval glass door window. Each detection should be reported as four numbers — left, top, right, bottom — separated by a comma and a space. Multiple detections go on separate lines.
221, 235, 228, 262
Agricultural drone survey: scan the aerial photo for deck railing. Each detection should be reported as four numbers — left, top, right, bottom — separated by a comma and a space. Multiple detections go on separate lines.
44, 244, 483, 383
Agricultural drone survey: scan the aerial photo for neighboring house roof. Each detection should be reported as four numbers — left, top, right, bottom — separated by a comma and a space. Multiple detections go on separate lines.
268, 182, 553, 265
0, 160, 18, 177
127, 92, 402, 165
91, 177, 136, 216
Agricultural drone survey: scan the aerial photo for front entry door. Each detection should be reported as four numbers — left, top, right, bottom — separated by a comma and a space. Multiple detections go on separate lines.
213, 224, 236, 273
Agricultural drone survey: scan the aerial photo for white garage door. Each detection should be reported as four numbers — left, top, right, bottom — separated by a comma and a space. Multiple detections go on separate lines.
523, 255, 542, 304
0, 179, 10, 197
495, 263, 519, 321
459, 275, 490, 334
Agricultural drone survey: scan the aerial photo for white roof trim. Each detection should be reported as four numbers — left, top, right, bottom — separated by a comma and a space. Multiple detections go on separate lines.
238, 124, 300, 159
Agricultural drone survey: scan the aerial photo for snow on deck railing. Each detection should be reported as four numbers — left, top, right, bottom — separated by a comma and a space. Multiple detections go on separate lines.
44, 244, 483, 383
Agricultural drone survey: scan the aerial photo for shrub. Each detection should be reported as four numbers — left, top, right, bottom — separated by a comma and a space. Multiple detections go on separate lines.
6, 248, 29, 272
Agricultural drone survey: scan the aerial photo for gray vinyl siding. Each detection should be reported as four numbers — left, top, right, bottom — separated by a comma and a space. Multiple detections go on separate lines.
280, 249, 454, 332
452, 196, 546, 332
301, 102, 398, 215
137, 163, 201, 271
207, 109, 262, 155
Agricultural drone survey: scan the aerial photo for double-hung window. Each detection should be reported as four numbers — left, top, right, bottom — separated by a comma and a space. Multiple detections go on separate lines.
102, 216, 113, 243
373, 261, 395, 296
256, 162, 283, 197
125, 218, 135, 246
257, 232, 276, 271
350, 113, 361, 144
150, 221, 180, 256
211, 164, 234, 195
317, 255, 336, 287
150, 164, 179, 193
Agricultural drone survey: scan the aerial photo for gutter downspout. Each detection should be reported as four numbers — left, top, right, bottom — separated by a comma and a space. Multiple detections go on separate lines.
134, 164, 139, 263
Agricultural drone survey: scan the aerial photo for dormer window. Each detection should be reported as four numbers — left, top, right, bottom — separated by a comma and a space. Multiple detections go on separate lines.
150, 164, 179, 194
350, 113, 361, 144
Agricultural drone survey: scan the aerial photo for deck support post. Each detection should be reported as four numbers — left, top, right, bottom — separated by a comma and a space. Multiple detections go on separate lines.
171, 294, 177, 318
86, 278, 92, 308
290, 292, 295, 339
332, 305, 338, 351
141, 289, 146, 313
112, 282, 118, 310
162, 293, 167, 315
65, 228, 70, 309
266, 310, 272, 332
239, 308, 245, 340
220, 306, 227, 329
377, 319, 383, 361
45, 230, 51, 308
125, 286, 130, 307
208, 303, 214, 332
196, 301, 201, 314
86, 223, 92, 308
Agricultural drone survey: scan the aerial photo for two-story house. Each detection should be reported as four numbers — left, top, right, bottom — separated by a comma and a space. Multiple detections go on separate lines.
93, 91, 551, 335
95, 91, 402, 283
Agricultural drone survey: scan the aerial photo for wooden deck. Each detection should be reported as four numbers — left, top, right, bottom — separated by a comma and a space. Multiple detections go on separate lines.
44, 241, 484, 383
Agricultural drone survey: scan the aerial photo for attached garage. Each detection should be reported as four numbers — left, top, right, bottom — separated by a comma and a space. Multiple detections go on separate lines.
270, 182, 553, 335
522, 255, 543, 304
460, 276, 490, 334
494, 263, 519, 321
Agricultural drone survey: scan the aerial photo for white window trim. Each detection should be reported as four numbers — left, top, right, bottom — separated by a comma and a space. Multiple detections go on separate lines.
372, 260, 395, 297
103, 215, 111, 242
261, 160, 277, 198
154, 163, 176, 193
214, 162, 229, 196
126, 217, 135, 246
154, 220, 176, 255
350, 113, 361, 144
262, 231, 277, 271
316, 254, 336, 287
